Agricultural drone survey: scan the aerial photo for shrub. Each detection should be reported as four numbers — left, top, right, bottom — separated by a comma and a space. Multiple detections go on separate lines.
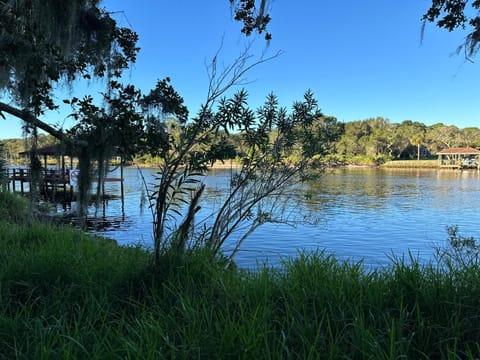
0, 191, 30, 224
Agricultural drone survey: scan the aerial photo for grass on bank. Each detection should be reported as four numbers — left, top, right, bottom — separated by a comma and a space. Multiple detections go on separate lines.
1, 192, 480, 359
381, 159, 438, 168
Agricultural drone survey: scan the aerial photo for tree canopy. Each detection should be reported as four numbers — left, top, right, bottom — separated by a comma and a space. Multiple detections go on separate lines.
0, 0, 272, 141
423, 0, 480, 58
0, 0, 138, 116
229, 0, 272, 40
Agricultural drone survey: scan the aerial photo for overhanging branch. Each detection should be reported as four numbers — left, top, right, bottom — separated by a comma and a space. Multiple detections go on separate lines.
0, 101, 87, 148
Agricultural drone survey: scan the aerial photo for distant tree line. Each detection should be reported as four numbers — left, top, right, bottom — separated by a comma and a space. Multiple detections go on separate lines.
333, 118, 480, 165
3, 117, 479, 167
1, 134, 58, 165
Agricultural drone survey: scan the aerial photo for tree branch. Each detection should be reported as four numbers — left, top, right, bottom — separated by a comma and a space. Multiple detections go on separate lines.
0, 101, 87, 148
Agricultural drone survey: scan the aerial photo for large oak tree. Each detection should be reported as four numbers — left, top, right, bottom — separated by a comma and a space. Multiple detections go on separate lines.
0, 0, 271, 142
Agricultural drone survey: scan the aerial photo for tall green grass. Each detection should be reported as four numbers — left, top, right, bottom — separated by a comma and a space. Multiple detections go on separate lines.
1, 228, 480, 358
1, 192, 480, 358
0, 192, 31, 223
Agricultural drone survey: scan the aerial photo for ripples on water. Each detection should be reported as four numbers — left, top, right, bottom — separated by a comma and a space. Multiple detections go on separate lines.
90, 167, 480, 268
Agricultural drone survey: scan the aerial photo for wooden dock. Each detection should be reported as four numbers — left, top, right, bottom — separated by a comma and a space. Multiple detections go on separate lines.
5, 167, 123, 203
5, 168, 73, 201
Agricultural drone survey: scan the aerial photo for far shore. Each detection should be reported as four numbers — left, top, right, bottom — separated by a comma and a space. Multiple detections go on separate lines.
4, 159, 452, 171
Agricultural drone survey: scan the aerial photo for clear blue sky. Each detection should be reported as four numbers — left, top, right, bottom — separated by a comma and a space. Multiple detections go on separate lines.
2, 0, 480, 140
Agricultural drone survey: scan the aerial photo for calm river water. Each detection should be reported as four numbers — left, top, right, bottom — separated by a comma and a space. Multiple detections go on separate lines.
91, 167, 480, 268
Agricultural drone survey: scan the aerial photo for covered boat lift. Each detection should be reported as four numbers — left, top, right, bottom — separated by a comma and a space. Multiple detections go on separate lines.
437, 147, 480, 169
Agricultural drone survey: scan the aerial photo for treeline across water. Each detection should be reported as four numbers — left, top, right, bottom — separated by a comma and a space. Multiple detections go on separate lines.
3, 117, 479, 166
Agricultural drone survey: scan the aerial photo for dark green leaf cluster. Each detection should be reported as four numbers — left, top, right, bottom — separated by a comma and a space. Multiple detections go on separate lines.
0, 0, 139, 114
65, 78, 190, 163
140, 78, 189, 124
229, 0, 272, 40
423, 0, 480, 56
423, 0, 469, 31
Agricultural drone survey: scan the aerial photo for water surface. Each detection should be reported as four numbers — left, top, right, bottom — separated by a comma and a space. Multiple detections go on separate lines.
92, 167, 480, 268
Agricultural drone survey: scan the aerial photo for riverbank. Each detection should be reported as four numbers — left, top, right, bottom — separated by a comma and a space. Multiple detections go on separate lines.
381, 159, 438, 168
1, 191, 480, 358
6, 158, 441, 171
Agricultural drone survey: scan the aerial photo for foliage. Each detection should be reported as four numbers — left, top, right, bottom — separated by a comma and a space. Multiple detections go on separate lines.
4, 118, 480, 170
206, 91, 322, 263
141, 84, 321, 265
292, 105, 344, 161
63, 77, 189, 218
2, 221, 480, 358
1, 134, 59, 165
0, 0, 138, 114
0, 191, 31, 223
423, 0, 480, 58
229, 0, 272, 40
0, 0, 140, 218
436, 225, 480, 269
332, 118, 480, 164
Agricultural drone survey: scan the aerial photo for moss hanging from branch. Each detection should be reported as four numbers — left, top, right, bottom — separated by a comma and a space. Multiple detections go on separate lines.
76, 146, 92, 223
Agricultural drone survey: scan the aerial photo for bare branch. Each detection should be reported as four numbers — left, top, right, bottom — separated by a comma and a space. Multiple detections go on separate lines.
204, 41, 283, 108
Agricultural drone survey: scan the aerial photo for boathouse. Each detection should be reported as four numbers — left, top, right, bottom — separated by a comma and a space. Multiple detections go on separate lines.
5, 144, 74, 199
7, 144, 124, 202
437, 147, 480, 169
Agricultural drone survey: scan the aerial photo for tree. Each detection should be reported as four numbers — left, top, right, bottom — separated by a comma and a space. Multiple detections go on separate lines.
336, 120, 373, 159
141, 87, 320, 265
426, 123, 461, 152
423, 1, 480, 59
0, 0, 139, 206
229, 0, 272, 40
0, 0, 138, 130
0, 0, 271, 133
410, 134, 425, 160
293, 109, 344, 161
128, 44, 306, 265
459, 127, 480, 148
0, 0, 276, 218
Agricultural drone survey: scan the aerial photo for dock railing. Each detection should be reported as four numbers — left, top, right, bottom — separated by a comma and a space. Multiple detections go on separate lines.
5, 167, 72, 198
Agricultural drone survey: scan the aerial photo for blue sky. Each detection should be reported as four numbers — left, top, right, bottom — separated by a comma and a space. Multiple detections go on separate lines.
2, 0, 480, 140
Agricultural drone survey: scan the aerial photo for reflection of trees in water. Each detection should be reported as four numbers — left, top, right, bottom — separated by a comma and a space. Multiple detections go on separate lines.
301, 168, 457, 215
302, 168, 480, 218
113, 167, 480, 238
303, 169, 392, 214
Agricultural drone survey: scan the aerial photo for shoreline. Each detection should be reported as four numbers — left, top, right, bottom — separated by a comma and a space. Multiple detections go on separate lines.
5, 159, 451, 171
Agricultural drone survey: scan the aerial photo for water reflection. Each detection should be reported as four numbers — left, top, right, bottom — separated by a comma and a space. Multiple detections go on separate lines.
89, 167, 480, 268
